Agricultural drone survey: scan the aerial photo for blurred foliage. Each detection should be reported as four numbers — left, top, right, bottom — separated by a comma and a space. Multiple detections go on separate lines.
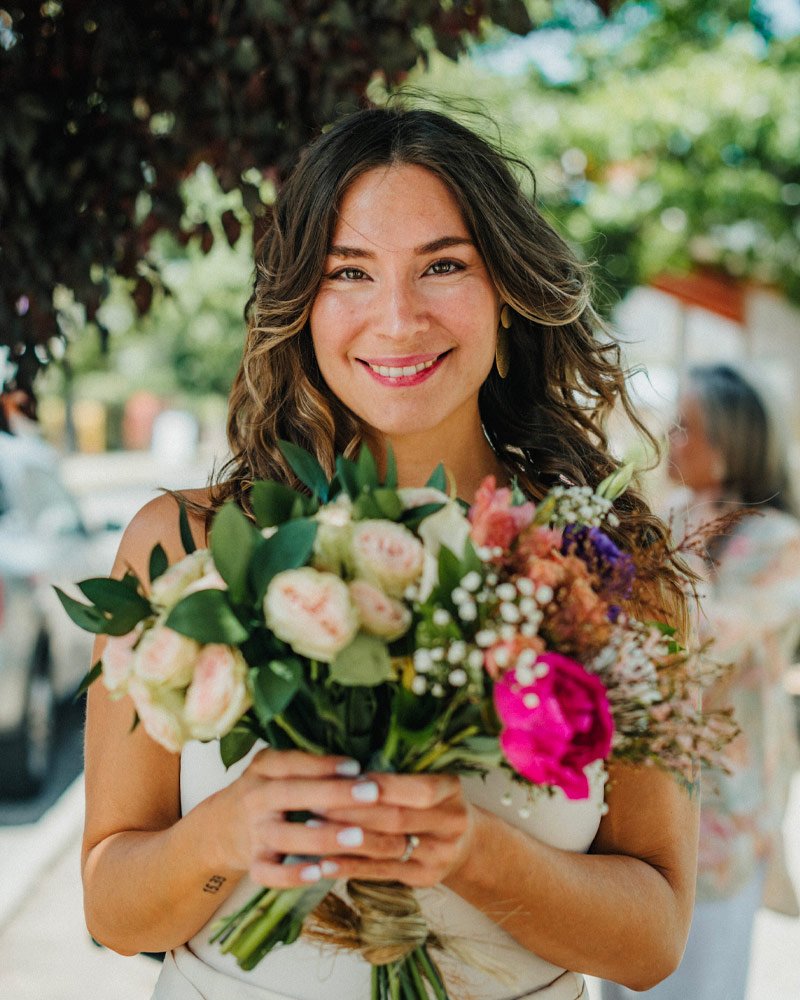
1, 0, 541, 395
416, 0, 800, 310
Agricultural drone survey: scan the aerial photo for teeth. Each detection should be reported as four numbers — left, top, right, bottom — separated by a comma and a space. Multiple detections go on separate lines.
368, 359, 437, 378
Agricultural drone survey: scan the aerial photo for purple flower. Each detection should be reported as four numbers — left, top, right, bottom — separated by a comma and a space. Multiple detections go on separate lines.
561, 526, 635, 602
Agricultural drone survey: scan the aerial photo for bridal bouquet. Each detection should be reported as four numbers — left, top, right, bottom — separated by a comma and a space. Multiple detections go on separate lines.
59, 443, 735, 1000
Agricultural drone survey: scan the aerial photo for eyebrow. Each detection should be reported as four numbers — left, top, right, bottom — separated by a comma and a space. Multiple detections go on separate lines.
327, 236, 475, 259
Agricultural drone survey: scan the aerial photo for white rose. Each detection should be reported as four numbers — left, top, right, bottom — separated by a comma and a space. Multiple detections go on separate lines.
264, 567, 359, 663
313, 497, 355, 574
349, 579, 412, 641
101, 624, 143, 695
133, 624, 200, 688
127, 678, 186, 753
149, 549, 217, 610
417, 501, 472, 601
183, 645, 251, 741
397, 487, 449, 509
351, 521, 424, 598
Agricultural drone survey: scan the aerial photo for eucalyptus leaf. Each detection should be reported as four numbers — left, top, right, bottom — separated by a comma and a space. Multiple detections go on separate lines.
165, 590, 249, 644
329, 633, 393, 687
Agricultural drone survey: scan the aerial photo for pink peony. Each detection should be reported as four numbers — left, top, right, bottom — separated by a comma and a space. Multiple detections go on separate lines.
493, 651, 613, 799
469, 476, 536, 550
184, 644, 251, 741
351, 521, 424, 598
349, 579, 412, 641
127, 678, 186, 753
101, 625, 142, 694
264, 567, 359, 662
133, 625, 200, 688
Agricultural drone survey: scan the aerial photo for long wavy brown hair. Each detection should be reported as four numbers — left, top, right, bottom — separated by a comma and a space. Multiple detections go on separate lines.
203, 105, 690, 632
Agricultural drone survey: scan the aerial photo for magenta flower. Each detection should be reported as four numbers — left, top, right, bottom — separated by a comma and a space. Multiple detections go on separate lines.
493, 651, 614, 799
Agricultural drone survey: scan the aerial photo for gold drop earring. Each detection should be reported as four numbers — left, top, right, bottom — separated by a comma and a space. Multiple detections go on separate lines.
495, 304, 512, 379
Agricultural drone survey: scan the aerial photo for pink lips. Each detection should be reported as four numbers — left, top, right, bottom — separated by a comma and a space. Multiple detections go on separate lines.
358, 352, 448, 388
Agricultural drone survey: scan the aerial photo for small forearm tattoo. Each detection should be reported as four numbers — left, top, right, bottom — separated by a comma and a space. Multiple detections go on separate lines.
203, 875, 227, 894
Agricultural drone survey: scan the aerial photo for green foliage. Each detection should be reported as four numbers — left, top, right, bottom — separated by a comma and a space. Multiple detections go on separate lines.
329, 633, 394, 687
211, 502, 260, 604
1, 1, 534, 394
416, 5, 800, 308
164, 589, 249, 644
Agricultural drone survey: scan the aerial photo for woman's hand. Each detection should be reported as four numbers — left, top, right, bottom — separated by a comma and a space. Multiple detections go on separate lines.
217, 748, 474, 890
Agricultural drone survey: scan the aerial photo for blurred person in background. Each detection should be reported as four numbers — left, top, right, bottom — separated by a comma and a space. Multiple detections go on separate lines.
603, 363, 800, 1000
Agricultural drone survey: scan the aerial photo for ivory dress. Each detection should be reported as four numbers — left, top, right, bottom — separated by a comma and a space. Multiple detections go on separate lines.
151, 740, 606, 1000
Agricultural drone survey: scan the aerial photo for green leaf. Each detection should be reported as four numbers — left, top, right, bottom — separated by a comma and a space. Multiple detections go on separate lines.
372, 488, 403, 521
251, 480, 303, 528
73, 661, 102, 701
78, 577, 151, 618
436, 544, 462, 600
401, 501, 445, 530
329, 633, 393, 687
149, 543, 168, 582
384, 444, 398, 489
596, 462, 636, 500
54, 587, 113, 634
425, 463, 447, 493
165, 590, 249, 645
211, 502, 258, 603
179, 503, 196, 555
278, 440, 329, 501
356, 444, 378, 490
250, 519, 318, 601
220, 724, 259, 768
249, 659, 302, 727
334, 455, 359, 500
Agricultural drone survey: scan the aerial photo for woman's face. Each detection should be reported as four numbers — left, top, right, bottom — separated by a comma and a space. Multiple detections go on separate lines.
309, 164, 500, 441
667, 391, 725, 492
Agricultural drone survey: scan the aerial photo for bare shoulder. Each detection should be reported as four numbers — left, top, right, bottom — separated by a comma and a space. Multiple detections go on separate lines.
114, 487, 214, 585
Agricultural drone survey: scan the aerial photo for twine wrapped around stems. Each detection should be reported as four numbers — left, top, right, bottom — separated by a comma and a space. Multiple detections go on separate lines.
304, 880, 441, 965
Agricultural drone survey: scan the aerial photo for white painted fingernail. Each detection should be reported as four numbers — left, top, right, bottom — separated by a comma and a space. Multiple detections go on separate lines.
351, 780, 379, 803
337, 826, 364, 848
336, 759, 361, 777
320, 861, 339, 877
305, 818, 324, 829
300, 864, 322, 882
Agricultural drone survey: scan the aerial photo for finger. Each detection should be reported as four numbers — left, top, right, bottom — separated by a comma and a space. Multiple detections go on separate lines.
253, 817, 407, 860
321, 804, 464, 837
366, 773, 462, 809
248, 856, 343, 889
245, 776, 382, 814
248, 748, 362, 780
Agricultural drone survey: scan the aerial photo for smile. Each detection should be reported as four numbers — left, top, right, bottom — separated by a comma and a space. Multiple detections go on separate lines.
358, 351, 449, 386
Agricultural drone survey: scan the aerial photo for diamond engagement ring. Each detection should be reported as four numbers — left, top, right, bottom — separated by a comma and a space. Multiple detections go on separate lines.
399, 834, 420, 863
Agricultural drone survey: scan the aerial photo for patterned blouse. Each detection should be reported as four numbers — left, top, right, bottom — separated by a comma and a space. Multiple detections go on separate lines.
682, 503, 800, 901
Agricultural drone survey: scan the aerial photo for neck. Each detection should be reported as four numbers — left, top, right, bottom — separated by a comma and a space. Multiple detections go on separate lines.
369, 415, 510, 505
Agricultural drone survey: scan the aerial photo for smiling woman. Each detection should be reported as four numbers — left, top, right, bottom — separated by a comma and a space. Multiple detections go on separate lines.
81, 105, 701, 1000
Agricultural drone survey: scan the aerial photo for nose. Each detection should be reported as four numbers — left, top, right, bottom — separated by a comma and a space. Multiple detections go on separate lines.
375, 273, 428, 342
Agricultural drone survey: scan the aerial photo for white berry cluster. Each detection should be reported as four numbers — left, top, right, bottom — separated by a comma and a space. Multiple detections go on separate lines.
546, 485, 620, 529
408, 569, 553, 697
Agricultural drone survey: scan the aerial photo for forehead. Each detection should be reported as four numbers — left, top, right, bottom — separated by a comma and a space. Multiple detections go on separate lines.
331, 164, 469, 251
